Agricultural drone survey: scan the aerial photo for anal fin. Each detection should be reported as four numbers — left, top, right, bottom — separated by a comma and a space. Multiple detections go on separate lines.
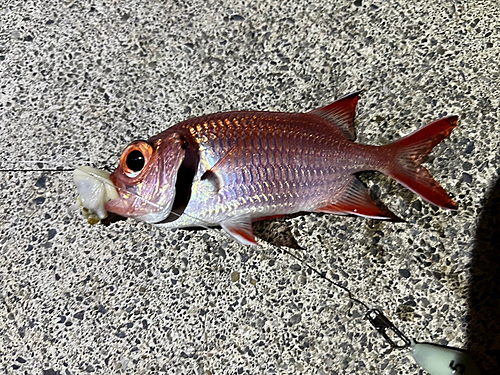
221, 216, 257, 246
316, 177, 398, 220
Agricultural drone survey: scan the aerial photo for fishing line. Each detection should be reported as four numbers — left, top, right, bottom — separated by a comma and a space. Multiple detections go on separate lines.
0, 161, 215, 232
0, 161, 74, 172
275, 245, 369, 311
0, 160, 112, 173
0, 168, 75, 172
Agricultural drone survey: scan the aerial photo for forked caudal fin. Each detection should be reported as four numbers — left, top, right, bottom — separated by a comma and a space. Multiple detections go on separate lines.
384, 116, 459, 209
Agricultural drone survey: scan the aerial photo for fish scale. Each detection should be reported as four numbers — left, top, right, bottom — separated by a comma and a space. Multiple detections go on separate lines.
166, 114, 372, 236
76, 92, 458, 245
182, 115, 351, 216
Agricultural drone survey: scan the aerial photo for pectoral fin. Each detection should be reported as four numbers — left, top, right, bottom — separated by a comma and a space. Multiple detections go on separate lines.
221, 216, 257, 246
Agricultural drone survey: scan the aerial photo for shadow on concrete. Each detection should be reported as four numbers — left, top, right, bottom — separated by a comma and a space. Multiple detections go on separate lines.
468, 176, 500, 373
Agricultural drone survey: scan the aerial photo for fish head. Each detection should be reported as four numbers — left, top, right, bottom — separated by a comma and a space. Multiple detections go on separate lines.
105, 132, 196, 223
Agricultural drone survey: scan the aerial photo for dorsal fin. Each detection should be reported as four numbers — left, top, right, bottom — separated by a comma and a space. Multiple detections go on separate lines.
309, 91, 361, 141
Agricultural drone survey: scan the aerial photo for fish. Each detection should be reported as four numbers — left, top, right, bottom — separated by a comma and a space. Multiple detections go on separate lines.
73, 92, 458, 245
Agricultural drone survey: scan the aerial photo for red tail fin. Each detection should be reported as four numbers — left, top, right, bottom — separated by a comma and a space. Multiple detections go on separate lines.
386, 116, 459, 209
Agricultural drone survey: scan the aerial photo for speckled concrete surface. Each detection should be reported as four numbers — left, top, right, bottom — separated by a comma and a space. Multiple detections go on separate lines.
1, 0, 499, 374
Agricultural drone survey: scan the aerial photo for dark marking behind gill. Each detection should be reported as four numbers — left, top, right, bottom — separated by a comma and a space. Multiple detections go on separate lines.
159, 136, 199, 223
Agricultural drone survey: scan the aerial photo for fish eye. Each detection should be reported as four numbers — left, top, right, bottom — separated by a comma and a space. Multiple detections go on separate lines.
126, 150, 145, 172
120, 140, 153, 178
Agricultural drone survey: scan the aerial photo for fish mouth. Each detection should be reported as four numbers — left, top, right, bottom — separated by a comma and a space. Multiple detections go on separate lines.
74, 167, 171, 223
72, 160, 194, 224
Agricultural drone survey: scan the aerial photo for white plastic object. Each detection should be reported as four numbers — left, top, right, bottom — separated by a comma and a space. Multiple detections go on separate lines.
409, 341, 481, 375
73, 166, 118, 220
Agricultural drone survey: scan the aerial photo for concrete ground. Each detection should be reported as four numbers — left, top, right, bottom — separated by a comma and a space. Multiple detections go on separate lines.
1, 0, 499, 374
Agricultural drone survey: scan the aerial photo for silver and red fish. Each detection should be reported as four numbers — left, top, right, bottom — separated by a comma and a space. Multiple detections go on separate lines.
74, 92, 458, 245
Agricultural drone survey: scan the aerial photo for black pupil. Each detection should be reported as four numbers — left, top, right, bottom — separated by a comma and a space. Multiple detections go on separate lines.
126, 150, 145, 172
